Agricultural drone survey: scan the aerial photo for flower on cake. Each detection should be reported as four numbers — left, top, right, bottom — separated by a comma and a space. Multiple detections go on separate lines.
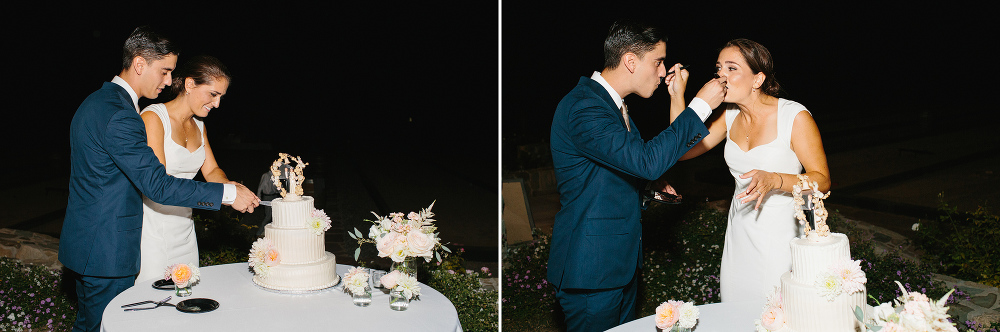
307, 209, 332, 235
350, 201, 450, 263
655, 300, 699, 330
343, 267, 370, 295
164, 263, 200, 288
754, 286, 786, 332
816, 272, 844, 301
248, 238, 280, 279
856, 281, 958, 332
831, 258, 867, 294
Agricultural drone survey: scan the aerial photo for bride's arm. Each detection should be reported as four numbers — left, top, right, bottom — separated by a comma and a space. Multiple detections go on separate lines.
199, 125, 231, 184
140, 111, 168, 167
679, 109, 727, 161
789, 110, 830, 192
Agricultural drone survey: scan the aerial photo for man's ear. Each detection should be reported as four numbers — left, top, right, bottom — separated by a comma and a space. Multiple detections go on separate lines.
623, 52, 637, 74
133, 56, 147, 76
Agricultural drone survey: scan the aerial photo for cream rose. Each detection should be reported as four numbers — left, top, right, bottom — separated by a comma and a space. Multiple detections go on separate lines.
406, 231, 436, 259
376, 231, 401, 258
760, 306, 785, 331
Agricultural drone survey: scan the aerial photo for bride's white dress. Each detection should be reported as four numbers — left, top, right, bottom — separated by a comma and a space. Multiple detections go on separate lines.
135, 103, 206, 282
719, 98, 808, 306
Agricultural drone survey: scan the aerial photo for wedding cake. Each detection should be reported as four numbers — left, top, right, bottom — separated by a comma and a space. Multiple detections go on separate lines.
756, 175, 868, 332
249, 154, 338, 292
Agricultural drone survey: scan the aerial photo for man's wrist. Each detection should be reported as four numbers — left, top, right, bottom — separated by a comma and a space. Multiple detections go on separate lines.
688, 98, 712, 122
222, 183, 236, 204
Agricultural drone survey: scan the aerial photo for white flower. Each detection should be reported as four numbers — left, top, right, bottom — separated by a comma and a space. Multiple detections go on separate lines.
677, 302, 699, 328
911, 223, 920, 231
871, 302, 896, 325
369, 225, 382, 239
831, 259, 867, 295
395, 274, 421, 300
753, 319, 769, 332
346, 272, 369, 295
815, 272, 843, 301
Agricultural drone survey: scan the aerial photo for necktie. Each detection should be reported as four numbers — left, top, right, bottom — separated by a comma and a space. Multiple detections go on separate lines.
621, 104, 631, 132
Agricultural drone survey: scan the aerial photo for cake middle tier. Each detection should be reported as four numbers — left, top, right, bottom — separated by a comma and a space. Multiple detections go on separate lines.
789, 233, 850, 282
264, 224, 327, 264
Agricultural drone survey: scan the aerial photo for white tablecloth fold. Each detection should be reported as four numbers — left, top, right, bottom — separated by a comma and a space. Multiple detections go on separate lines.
101, 263, 463, 332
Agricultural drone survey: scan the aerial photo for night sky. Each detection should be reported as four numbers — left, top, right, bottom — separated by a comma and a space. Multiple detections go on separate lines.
4, 3, 499, 184
501, 4, 995, 169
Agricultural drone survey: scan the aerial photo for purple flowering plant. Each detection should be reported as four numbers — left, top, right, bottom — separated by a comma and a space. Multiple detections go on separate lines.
0, 257, 76, 331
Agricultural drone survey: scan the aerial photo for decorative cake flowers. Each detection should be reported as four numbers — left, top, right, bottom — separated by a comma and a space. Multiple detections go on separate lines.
308, 209, 332, 235
755, 286, 786, 332
248, 238, 280, 279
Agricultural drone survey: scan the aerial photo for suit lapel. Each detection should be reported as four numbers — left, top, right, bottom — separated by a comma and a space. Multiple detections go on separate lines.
105, 82, 138, 114
580, 78, 630, 132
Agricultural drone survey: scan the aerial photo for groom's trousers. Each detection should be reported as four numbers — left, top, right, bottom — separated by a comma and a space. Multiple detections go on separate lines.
70, 271, 134, 332
556, 269, 638, 332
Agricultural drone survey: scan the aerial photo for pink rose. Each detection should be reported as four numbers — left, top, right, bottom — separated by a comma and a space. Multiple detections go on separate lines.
761, 306, 785, 331
655, 302, 679, 329
376, 231, 401, 258
406, 231, 436, 258
380, 270, 402, 289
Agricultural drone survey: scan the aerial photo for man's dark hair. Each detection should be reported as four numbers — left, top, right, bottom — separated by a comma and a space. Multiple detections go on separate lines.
121, 26, 179, 71
603, 21, 665, 70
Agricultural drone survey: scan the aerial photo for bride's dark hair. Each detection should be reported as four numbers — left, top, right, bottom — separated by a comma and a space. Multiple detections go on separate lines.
170, 55, 231, 97
723, 39, 783, 97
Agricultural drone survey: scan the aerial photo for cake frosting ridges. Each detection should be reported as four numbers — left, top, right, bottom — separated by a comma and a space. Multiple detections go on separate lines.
271, 196, 314, 228
781, 270, 867, 332
789, 233, 850, 283
263, 225, 326, 264
253, 252, 338, 291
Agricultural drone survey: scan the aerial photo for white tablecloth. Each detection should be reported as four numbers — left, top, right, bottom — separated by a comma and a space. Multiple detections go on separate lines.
606, 301, 761, 332
101, 263, 463, 332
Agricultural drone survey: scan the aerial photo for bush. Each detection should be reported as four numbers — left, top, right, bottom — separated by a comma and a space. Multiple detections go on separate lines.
913, 194, 1000, 287
0, 257, 76, 332
425, 258, 498, 332
501, 229, 562, 331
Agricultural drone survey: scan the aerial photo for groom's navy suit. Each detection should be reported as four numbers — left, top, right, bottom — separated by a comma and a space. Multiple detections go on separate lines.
548, 77, 709, 331
60, 81, 223, 332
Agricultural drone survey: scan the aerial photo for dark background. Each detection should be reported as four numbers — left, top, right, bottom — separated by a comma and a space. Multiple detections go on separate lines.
502, 4, 993, 169
4, 3, 499, 191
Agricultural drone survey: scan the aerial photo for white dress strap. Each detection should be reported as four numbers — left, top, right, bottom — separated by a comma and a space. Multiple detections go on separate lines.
777, 99, 810, 148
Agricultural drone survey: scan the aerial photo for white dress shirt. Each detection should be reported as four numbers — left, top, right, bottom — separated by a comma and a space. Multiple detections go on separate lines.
110, 76, 237, 204
590, 71, 713, 122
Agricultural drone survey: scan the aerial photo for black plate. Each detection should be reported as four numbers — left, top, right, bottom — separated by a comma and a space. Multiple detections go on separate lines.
152, 279, 174, 290
176, 298, 219, 313
645, 190, 682, 204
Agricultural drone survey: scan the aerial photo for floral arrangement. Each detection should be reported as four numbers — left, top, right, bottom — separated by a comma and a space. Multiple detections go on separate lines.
307, 209, 332, 235
344, 267, 370, 295
816, 258, 868, 301
248, 238, 281, 279
792, 174, 831, 239
655, 300, 699, 330
350, 201, 450, 263
856, 281, 959, 332
269, 153, 307, 198
380, 270, 422, 300
755, 286, 786, 332
164, 263, 201, 288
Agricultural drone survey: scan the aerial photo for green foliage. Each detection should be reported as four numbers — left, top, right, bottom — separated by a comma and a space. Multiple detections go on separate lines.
424, 250, 498, 332
200, 247, 252, 267
193, 209, 259, 255
0, 257, 76, 331
913, 194, 1000, 287
501, 229, 562, 331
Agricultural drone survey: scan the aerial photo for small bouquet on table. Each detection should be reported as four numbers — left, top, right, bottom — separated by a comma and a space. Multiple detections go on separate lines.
856, 281, 959, 332
655, 300, 699, 332
165, 263, 201, 297
349, 200, 449, 310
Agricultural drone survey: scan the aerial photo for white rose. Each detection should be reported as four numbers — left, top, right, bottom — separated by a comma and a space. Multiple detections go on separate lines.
406, 231, 436, 259
369, 225, 382, 239
872, 302, 896, 325
376, 231, 400, 258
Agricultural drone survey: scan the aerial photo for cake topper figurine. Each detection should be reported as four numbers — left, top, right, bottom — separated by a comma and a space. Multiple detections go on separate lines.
792, 174, 831, 241
270, 153, 307, 200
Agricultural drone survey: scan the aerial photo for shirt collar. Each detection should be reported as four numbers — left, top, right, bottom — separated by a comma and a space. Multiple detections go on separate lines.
111, 75, 140, 113
590, 71, 623, 110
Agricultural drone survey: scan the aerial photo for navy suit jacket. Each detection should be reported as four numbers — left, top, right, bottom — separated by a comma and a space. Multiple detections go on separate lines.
547, 77, 709, 290
59, 82, 224, 278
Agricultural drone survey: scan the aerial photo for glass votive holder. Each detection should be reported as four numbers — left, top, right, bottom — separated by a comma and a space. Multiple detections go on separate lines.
389, 289, 409, 311
353, 287, 373, 307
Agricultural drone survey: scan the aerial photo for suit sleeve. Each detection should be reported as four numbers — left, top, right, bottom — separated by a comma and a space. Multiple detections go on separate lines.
568, 103, 709, 180
104, 108, 224, 210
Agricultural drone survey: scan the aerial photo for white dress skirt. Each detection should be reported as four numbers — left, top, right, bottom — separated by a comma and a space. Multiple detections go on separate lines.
719, 99, 809, 307
135, 103, 207, 282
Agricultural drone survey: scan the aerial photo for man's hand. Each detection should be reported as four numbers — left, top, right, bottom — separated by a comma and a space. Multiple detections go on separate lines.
227, 182, 260, 213
695, 77, 728, 109
664, 63, 689, 99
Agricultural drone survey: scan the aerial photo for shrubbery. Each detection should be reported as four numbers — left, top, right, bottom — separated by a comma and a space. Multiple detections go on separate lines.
914, 194, 1000, 288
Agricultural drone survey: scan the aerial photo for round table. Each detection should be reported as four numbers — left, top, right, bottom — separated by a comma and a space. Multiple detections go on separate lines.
101, 263, 463, 332
605, 301, 761, 332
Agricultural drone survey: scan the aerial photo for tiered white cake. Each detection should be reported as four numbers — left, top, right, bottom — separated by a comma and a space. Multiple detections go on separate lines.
779, 233, 867, 332
252, 196, 339, 291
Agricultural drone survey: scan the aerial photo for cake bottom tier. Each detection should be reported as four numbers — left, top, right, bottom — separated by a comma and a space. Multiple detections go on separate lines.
253, 252, 338, 291
781, 271, 868, 332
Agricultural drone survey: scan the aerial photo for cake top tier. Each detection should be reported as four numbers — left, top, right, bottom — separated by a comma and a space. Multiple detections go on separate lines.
270, 153, 308, 201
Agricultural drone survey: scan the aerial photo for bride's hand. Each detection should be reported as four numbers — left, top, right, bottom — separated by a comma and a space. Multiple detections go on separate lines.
736, 170, 782, 210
